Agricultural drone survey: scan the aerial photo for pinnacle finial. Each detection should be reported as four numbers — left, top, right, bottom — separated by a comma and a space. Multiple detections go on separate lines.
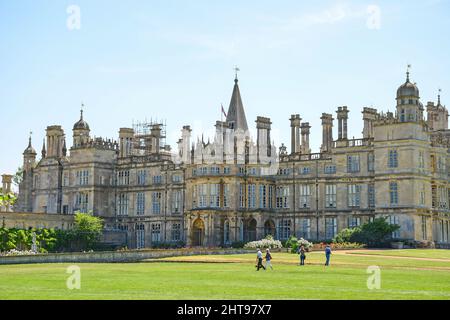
438, 88, 442, 105
28, 131, 33, 147
406, 64, 411, 82
234, 66, 240, 82
80, 102, 85, 120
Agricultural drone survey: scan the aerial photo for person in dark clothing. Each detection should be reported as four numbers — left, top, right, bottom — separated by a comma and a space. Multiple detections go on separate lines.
255, 248, 266, 271
264, 248, 273, 270
298, 245, 306, 266
325, 245, 332, 266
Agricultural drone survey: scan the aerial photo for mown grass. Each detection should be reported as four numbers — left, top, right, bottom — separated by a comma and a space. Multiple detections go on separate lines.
0, 249, 449, 300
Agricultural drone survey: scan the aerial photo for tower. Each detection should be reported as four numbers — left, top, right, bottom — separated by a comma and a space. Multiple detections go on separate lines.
396, 66, 421, 122
73, 108, 91, 148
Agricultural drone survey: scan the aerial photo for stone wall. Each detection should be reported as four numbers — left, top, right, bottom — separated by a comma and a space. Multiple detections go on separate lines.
0, 211, 74, 230
0, 248, 253, 265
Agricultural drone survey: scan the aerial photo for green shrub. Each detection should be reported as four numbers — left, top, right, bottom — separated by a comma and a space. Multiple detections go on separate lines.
349, 217, 400, 248
332, 228, 360, 244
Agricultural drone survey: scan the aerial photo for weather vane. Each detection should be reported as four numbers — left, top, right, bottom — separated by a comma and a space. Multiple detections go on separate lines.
234, 66, 240, 80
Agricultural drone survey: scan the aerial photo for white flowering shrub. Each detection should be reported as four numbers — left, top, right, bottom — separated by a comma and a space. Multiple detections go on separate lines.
244, 238, 283, 249
0, 249, 37, 256
297, 238, 313, 249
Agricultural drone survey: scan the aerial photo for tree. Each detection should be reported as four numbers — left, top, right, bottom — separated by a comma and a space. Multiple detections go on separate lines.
13, 166, 24, 188
72, 212, 104, 251
332, 228, 360, 243
349, 217, 400, 248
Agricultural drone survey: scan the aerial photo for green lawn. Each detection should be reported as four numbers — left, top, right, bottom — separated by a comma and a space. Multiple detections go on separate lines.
0, 249, 450, 300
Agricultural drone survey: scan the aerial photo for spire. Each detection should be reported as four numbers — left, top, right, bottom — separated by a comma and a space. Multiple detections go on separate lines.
438, 88, 442, 106
28, 131, 32, 148
62, 139, 67, 157
80, 103, 84, 120
41, 138, 46, 158
226, 68, 248, 132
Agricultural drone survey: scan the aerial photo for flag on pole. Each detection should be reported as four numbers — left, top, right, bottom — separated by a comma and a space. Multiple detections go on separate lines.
221, 104, 227, 118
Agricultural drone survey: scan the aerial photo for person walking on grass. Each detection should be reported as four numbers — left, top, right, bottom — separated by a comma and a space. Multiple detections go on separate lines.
264, 248, 273, 270
298, 245, 306, 266
324, 244, 332, 266
255, 248, 266, 271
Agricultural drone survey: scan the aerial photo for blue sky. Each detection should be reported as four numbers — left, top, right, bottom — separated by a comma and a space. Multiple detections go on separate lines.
1, 0, 449, 176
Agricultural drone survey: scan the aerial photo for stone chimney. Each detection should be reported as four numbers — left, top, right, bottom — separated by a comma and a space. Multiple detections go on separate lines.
289, 114, 301, 154
300, 122, 311, 154
362, 107, 378, 138
336, 106, 349, 140
320, 113, 334, 153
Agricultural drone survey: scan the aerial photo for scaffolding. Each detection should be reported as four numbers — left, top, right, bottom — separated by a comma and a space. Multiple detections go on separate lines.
131, 118, 167, 155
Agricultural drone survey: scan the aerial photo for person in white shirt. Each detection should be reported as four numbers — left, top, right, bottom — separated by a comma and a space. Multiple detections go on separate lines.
255, 248, 266, 271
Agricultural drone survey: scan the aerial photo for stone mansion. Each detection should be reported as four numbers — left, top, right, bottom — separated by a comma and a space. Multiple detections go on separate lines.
16, 70, 450, 248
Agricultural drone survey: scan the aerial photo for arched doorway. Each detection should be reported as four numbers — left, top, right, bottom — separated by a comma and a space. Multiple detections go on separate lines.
264, 219, 276, 238
244, 218, 257, 242
192, 218, 205, 246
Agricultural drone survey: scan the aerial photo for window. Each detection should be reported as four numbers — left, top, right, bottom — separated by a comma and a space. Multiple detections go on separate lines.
368, 152, 375, 172
302, 167, 311, 175
75, 192, 89, 213
63, 173, 69, 187
438, 186, 448, 209
210, 184, 220, 208
210, 167, 220, 175
136, 224, 145, 249
137, 170, 147, 185
421, 216, 427, 240
268, 185, 274, 209
248, 184, 256, 208
347, 155, 360, 173
420, 184, 426, 206
152, 175, 162, 184
389, 216, 400, 239
76, 170, 89, 186
152, 192, 161, 214
347, 184, 361, 207
198, 184, 207, 208
389, 182, 398, 205
278, 220, 291, 240
136, 192, 145, 215
276, 186, 289, 209
259, 185, 267, 209
223, 167, 231, 174
419, 151, 425, 169
278, 168, 290, 175
348, 217, 360, 228
172, 175, 182, 183
117, 170, 130, 185
171, 223, 181, 241
172, 190, 182, 213
151, 223, 161, 243
117, 193, 128, 215
299, 218, 311, 239
299, 184, 311, 208
249, 167, 257, 175
388, 150, 398, 168
368, 184, 375, 208
325, 184, 337, 208
324, 165, 336, 174
325, 217, 337, 239
223, 184, 229, 208
239, 184, 245, 208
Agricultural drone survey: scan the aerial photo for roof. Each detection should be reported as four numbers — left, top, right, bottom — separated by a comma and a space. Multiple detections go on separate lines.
226, 78, 248, 132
